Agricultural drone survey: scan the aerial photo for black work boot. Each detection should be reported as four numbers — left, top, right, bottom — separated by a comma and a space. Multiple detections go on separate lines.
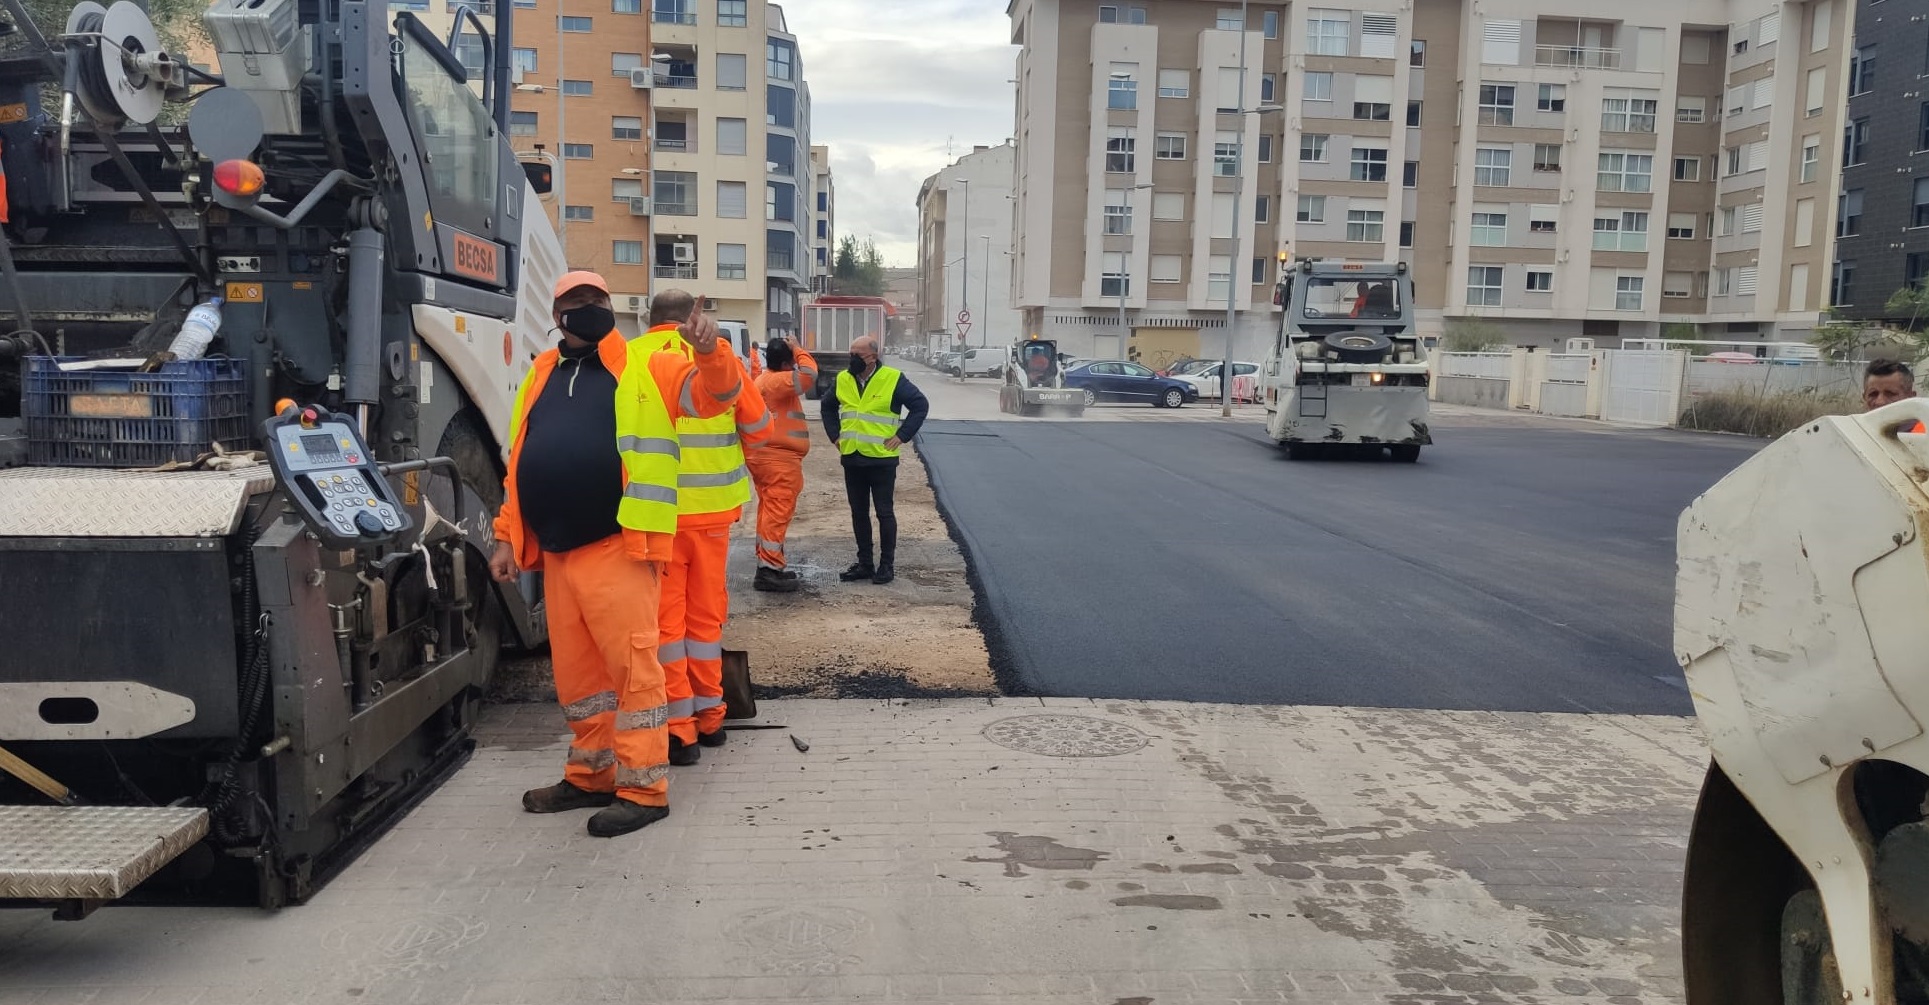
754, 566, 801, 593
669, 737, 701, 766
839, 560, 875, 582
522, 779, 615, 813
698, 728, 728, 748
586, 800, 669, 837
871, 561, 895, 585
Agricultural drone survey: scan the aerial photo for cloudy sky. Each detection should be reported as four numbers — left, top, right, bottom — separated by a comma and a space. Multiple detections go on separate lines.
781, 0, 1018, 267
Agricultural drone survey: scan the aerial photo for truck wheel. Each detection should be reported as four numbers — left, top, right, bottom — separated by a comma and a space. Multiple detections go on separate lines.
1390, 445, 1420, 463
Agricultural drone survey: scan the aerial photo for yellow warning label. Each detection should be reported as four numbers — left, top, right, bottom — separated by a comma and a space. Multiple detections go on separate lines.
225, 282, 264, 303
404, 471, 420, 506
292, 281, 314, 290
0, 103, 29, 124
454, 315, 467, 334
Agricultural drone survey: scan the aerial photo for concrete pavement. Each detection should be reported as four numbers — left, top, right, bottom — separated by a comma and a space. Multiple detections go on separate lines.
0, 698, 1709, 1004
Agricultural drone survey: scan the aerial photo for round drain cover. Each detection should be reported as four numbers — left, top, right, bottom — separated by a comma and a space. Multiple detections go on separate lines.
982, 714, 1149, 757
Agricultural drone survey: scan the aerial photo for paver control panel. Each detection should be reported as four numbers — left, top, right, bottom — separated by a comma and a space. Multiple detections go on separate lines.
264, 406, 412, 549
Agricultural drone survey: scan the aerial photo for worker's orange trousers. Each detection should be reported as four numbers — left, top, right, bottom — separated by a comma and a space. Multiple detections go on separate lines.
747, 450, 804, 571
661, 525, 730, 744
544, 535, 671, 807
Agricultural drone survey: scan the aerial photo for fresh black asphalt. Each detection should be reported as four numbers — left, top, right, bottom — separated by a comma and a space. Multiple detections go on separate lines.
918, 414, 1763, 715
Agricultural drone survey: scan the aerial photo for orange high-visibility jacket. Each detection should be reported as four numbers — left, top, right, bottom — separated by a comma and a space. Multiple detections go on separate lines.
753, 346, 817, 456
492, 329, 742, 569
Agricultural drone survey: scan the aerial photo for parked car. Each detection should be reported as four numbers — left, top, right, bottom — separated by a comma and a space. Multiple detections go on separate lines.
932, 351, 959, 372
1062, 360, 1200, 408
950, 347, 1004, 377
1171, 361, 1262, 402
1157, 358, 1212, 378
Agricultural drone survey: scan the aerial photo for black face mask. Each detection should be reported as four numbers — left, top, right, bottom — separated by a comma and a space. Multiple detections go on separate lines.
558, 304, 614, 340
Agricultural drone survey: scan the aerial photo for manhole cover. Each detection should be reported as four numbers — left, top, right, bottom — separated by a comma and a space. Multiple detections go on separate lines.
982, 714, 1149, 757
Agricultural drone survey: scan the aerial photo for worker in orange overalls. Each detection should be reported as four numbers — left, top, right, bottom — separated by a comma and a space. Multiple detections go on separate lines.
635, 290, 770, 763
747, 335, 817, 593
1863, 358, 1924, 433
491, 271, 744, 838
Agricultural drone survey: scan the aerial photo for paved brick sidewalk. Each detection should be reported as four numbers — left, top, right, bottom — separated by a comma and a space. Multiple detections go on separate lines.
0, 698, 1708, 1005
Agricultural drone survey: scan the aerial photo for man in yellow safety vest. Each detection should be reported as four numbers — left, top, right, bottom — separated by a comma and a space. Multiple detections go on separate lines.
820, 335, 928, 585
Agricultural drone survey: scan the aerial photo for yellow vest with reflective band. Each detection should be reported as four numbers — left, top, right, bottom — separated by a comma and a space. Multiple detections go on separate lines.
635, 328, 751, 514
507, 343, 681, 533
836, 366, 902, 459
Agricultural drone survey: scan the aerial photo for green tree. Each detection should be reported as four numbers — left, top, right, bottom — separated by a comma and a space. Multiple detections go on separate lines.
829, 234, 887, 296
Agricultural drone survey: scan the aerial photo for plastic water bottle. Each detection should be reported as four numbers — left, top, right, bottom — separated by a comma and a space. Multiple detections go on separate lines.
168, 297, 224, 360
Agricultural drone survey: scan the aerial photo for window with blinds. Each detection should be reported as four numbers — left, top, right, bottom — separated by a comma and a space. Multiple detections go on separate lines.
1359, 13, 1398, 58
1482, 19, 1521, 64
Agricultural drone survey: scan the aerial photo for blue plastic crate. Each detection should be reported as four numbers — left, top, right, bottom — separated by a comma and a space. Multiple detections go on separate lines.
24, 356, 252, 467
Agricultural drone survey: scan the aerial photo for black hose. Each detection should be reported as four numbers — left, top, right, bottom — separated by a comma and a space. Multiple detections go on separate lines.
200, 518, 272, 842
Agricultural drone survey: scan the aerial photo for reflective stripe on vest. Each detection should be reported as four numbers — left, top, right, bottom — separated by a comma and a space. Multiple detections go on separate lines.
636, 329, 752, 513
508, 346, 680, 534
836, 366, 902, 458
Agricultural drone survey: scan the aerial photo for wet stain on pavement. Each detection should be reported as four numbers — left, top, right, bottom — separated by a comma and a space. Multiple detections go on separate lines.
1177, 862, 1240, 875
1111, 894, 1224, 911
965, 832, 1108, 877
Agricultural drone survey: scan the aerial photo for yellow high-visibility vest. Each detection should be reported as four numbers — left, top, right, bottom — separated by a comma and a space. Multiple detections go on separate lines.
635, 328, 751, 514
836, 366, 902, 459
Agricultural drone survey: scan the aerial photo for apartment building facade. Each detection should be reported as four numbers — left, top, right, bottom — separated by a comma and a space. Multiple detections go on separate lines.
1008, 0, 1851, 360
809, 144, 836, 290
648, 0, 817, 338
1831, 0, 1929, 326
916, 142, 1021, 348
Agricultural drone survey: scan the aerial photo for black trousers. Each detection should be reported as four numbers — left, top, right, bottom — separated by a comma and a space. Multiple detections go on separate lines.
842, 461, 898, 564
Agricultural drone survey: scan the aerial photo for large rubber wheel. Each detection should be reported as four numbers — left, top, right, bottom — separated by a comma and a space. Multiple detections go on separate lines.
1390, 444, 1420, 464
1681, 763, 1812, 1005
435, 411, 514, 674
1081, 387, 1098, 407
1324, 331, 1393, 364
1160, 388, 1185, 409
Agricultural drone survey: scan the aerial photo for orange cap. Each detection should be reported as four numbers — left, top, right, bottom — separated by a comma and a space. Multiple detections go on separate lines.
552, 270, 611, 300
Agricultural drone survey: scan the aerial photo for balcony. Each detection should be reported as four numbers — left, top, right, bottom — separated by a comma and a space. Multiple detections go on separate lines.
1535, 45, 1621, 69
659, 74, 698, 89
767, 250, 796, 272
655, 137, 693, 152
651, 1, 695, 24
655, 263, 699, 279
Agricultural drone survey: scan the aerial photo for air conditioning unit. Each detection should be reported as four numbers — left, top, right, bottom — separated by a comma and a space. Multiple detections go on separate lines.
1566, 337, 1595, 353
673, 242, 697, 263
624, 295, 646, 313
703, 297, 718, 311
630, 67, 654, 89
628, 196, 651, 216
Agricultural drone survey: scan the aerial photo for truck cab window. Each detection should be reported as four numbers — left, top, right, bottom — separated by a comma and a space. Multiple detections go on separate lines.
397, 25, 499, 239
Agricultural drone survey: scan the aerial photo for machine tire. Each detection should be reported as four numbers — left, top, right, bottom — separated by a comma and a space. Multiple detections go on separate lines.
1324, 331, 1393, 364
1681, 763, 1812, 1005
1082, 387, 1099, 407
1390, 444, 1420, 464
1160, 388, 1185, 409
436, 411, 515, 670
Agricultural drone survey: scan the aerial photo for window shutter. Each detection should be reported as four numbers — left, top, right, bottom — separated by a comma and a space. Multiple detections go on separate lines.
1741, 202, 1764, 232
1482, 19, 1521, 64
1748, 140, 1770, 172
1752, 77, 1773, 109
1736, 266, 1759, 295
1359, 13, 1397, 58
1354, 75, 1394, 104
1757, 11, 1780, 46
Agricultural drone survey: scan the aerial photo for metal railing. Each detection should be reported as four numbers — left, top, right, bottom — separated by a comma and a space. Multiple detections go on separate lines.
767, 252, 795, 272
655, 263, 699, 279
659, 75, 698, 89
1535, 45, 1621, 69
652, 10, 696, 24
654, 137, 692, 152
654, 200, 697, 216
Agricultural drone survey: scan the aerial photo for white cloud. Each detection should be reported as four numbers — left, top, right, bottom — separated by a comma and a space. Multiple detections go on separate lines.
787, 0, 1017, 266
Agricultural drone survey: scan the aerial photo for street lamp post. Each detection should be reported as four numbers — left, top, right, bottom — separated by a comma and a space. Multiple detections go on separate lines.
555, 3, 566, 258
980, 234, 990, 346
955, 177, 969, 381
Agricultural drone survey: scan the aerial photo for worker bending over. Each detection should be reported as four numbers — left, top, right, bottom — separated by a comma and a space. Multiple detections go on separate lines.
747, 336, 817, 592
490, 271, 743, 837
821, 335, 928, 585
636, 291, 771, 764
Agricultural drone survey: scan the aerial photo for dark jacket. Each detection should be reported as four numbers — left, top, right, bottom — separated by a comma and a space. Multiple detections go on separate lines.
821, 364, 929, 467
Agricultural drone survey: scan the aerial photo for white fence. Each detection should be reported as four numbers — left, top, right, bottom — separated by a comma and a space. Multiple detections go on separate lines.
1438, 353, 1512, 379
1432, 348, 1862, 428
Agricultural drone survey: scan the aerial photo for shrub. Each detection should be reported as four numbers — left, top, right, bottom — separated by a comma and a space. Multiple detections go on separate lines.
1676, 388, 1862, 439
1442, 320, 1506, 353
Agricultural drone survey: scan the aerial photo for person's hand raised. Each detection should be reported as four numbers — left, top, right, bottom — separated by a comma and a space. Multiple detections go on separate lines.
681, 297, 720, 354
